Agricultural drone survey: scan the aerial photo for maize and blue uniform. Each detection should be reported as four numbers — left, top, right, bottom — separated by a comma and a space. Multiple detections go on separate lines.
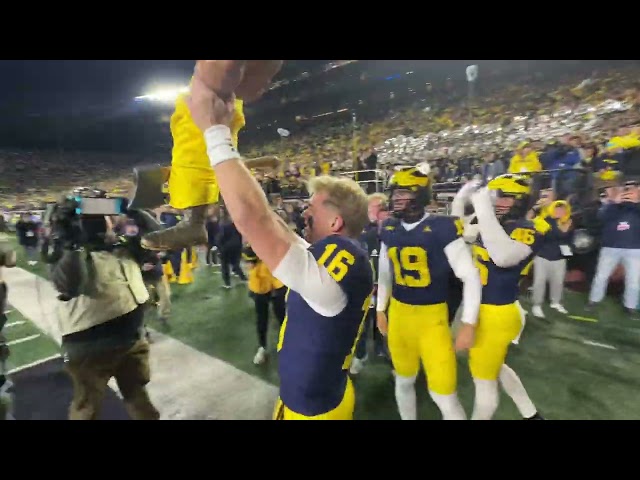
274, 235, 373, 420
379, 214, 464, 395
470, 218, 545, 380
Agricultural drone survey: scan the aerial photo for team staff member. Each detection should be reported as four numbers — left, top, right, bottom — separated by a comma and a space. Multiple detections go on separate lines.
351, 193, 390, 374
187, 77, 373, 420
243, 245, 286, 365
530, 199, 572, 318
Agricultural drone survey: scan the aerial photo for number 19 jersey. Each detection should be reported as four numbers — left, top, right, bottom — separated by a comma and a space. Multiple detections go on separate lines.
379, 215, 464, 306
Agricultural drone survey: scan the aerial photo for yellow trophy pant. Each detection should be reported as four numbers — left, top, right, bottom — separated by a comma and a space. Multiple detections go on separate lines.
168, 94, 245, 210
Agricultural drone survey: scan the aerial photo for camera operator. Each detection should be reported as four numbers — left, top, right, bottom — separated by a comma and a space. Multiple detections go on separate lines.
587, 181, 640, 317
0, 218, 17, 421
47, 200, 160, 420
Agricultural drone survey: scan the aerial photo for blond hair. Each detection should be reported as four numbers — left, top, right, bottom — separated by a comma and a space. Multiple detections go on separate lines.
368, 192, 388, 204
308, 175, 369, 238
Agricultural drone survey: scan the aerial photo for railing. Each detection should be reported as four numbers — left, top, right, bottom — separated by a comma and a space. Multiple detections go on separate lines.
339, 169, 388, 193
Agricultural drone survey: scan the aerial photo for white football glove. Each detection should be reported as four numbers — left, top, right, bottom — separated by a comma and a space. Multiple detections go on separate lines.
455, 179, 483, 203
470, 187, 493, 212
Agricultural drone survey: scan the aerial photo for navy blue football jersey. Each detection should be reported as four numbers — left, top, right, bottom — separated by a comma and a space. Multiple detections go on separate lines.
473, 218, 546, 305
379, 215, 464, 306
277, 235, 373, 416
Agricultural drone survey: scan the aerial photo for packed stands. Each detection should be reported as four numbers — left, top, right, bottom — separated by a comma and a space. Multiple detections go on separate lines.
1, 61, 639, 210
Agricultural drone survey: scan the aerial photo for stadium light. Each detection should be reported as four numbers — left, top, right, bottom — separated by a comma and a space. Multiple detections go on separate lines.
135, 85, 189, 103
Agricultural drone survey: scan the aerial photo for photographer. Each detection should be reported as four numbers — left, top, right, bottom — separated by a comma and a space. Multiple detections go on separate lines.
48, 200, 160, 420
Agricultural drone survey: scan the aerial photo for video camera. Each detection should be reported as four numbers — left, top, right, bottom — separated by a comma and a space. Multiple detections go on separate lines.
42, 187, 161, 262
43, 188, 127, 252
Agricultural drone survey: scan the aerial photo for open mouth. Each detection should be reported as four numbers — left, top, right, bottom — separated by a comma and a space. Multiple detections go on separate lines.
494, 206, 511, 217
392, 199, 409, 212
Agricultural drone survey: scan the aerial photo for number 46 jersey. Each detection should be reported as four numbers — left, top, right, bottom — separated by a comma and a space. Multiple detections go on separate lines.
379, 215, 463, 306
472, 218, 546, 306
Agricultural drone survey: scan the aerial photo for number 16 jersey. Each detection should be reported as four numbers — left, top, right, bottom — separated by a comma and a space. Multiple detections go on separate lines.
379, 215, 463, 306
277, 235, 373, 417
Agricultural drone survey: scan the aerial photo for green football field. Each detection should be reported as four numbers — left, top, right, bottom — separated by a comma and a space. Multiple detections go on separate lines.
3, 307, 60, 372
9, 240, 640, 419
4, 241, 61, 373
144, 262, 640, 420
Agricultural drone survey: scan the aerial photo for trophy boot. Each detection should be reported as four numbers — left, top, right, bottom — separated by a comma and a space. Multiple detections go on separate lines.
141, 205, 209, 251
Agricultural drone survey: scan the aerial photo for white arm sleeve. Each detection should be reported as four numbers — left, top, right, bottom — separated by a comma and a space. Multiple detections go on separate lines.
473, 191, 532, 268
444, 238, 482, 325
451, 196, 466, 218
272, 242, 347, 318
376, 242, 392, 312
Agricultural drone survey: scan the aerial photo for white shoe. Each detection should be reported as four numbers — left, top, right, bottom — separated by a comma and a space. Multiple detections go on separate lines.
253, 347, 267, 365
550, 304, 568, 314
350, 357, 364, 375
532, 306, 545, 318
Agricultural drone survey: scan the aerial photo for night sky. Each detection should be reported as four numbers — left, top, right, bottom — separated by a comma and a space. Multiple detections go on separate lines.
0, 60, 633, 152
0, 60, 327, 117
0, 60, 193, 116
0, 60, 331, 151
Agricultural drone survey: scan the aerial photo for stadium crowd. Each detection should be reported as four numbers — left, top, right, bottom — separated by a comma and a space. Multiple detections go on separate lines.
2, 63, 640, 212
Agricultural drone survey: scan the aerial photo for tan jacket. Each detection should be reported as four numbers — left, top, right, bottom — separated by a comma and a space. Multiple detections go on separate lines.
54, 250, 149, 336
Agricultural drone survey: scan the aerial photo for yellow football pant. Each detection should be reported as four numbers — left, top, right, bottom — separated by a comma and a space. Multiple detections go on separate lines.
273, 377, 355, 420
387, 299, 457, 396
469, 303, 524, 381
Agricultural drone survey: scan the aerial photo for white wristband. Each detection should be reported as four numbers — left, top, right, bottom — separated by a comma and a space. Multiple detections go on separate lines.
204, 125, 241, 167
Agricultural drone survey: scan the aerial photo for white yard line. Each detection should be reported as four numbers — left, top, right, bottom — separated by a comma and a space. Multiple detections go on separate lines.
9, 353, 63, 375
4, 267, 278, 420
7, 334, 40, 346
4, 321, 26, 328
582, 340, 617, 350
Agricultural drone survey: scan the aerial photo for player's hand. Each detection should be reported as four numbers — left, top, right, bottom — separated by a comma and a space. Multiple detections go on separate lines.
194, 60, 246, 101
455, 323, 475, 351
186, 76, 236, 132
376, 311, 388, 337
470, 187, 492, 210
456, 179, 482, 202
